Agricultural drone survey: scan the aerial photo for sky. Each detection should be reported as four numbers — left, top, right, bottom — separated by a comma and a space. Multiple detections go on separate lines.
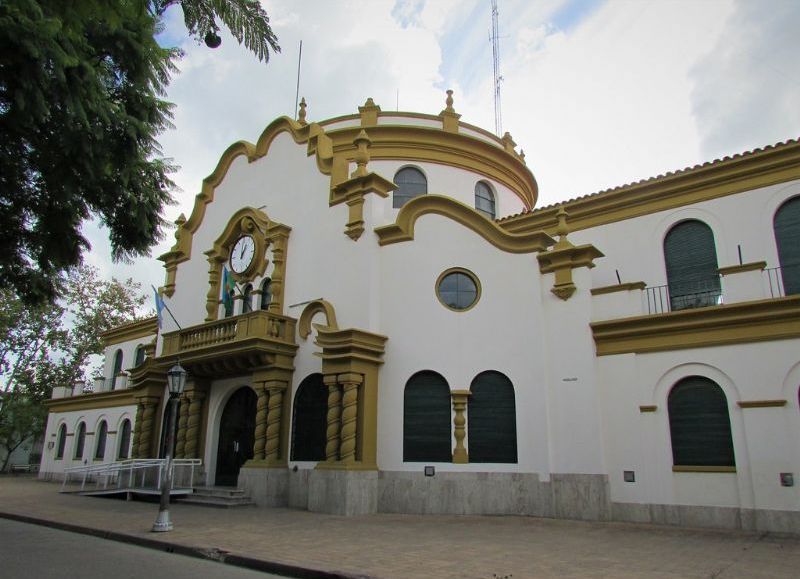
83, 0, 800, 297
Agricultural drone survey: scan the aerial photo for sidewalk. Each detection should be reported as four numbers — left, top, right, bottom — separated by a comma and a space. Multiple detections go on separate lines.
1, 476, 798, 579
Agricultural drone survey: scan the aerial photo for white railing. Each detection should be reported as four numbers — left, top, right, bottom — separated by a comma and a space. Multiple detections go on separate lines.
61, 459, 201, 494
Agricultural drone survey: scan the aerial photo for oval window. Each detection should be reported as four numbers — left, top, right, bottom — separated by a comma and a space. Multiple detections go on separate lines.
436, 268, 480, 311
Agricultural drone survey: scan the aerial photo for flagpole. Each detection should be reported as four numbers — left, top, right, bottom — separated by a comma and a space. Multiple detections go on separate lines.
152, 285, 183, 330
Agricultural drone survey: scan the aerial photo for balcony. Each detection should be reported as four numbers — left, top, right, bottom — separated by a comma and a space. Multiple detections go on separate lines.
160, 310, 297, 376
644, 279, 723, 315
766, 264, 800, 298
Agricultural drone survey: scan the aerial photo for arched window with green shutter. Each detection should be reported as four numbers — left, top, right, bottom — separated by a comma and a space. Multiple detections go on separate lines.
663, 220, 721, 311
403, 371, 452, 462
94, 420, 108, 460
117, 419, 131, 460
468, 371, 517, 463
774, 196, 800, 295
290, 374, 327, 461
111, 349, 123, 389
74, 422, 86, 460
56, 424, 67, 459
668, 376, 735, 468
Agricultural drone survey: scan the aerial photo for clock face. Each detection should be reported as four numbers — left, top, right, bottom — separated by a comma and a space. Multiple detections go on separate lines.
230, 235, 256, 274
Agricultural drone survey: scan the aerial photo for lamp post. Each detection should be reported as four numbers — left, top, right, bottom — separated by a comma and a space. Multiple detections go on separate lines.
152, 363, 187, 532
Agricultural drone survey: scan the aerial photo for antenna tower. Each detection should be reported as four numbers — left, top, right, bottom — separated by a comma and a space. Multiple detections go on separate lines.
490, 0, 502, 136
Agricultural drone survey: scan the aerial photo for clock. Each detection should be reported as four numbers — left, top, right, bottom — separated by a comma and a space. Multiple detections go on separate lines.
230, 235, 256, 274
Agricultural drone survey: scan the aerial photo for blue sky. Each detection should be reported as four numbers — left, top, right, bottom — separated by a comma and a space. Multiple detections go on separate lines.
83, 0, 800, 293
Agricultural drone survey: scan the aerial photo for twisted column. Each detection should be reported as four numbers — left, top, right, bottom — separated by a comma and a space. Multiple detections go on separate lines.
338, 376, 362, 464
131, 402, 144, 459
252, 384, 269, 460
451, 390, 471, 464
174, 394, 190, 459
324, 374, 342, 462
184, 391, 206, 459
265, 381, 286, 463
138, 399, 157, 458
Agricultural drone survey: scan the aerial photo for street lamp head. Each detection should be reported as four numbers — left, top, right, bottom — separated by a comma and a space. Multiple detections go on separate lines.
166, 363, 187, 397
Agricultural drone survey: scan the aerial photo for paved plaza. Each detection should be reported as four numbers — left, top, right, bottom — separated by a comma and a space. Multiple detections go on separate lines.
0, 476, 798, 578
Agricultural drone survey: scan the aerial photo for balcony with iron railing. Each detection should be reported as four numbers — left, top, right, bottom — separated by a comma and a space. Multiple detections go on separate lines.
592, 262, 800, 322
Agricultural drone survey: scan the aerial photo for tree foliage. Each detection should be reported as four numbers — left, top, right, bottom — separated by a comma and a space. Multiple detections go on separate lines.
0, 264, 147, 470
0, 1, 280, 304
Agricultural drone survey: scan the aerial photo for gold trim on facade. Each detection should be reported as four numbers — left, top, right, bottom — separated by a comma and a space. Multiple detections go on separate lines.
591, 282, 647, 296
500, 139, 800, 235
672, 465, 737, 473
591, 296, 800, 356
99, 316, 158, 346
298, 300, 339, 340
375, 195, 554, 251
718, 261, 767, 276
44, 389, 138, 412
639, 405, 658, 413
737, 399, 787, 408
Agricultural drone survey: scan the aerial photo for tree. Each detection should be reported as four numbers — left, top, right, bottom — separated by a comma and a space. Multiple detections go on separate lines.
0, 264, 147, 471
0, 1, 280, 305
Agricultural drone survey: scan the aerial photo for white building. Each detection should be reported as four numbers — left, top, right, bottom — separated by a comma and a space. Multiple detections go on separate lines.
40, 94, 800, 533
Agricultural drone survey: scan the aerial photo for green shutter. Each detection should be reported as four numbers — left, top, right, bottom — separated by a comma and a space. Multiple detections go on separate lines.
291, 374, 328, 461
664, 220, 721, 310
403, 371, 452, 462
774, 197, 800, 295
468, 371, 518, 463
668, 377, 735, 467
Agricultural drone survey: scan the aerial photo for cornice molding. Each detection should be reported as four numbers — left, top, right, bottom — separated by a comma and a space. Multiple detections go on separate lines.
737, 399, 787, 408
500, 139, 800, 235
45, 389, 138, 412
718, 261, 767, 276
100, 317, 158, 346
591, 296, 800, 356
591, 282, 647, 296
374, 195, 554, 252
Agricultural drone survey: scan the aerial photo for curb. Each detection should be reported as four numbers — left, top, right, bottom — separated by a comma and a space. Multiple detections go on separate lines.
0, 511, 372, 579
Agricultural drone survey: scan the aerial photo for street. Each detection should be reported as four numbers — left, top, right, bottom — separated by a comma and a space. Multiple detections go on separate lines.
0, 518, 285, 579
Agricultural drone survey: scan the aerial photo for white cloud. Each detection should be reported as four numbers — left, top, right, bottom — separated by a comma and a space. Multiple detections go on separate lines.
84, 0, 800, 287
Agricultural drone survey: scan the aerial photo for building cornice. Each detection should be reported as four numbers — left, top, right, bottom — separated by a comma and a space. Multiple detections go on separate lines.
591, 296, 800, 356
100, 317, 158, 347
44, 389, 138, 412
500, 139, 800, 235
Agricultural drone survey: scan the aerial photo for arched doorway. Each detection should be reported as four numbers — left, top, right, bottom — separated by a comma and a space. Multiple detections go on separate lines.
215, 387, 257, 486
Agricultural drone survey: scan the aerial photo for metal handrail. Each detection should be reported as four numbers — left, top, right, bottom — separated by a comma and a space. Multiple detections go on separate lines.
645, 281, 723, 315
61, 458, 201, 493
766, 264, 800, 298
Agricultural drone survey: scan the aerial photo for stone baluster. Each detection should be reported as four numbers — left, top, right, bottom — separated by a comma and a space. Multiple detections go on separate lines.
451, 390, 471, 464
184, 390, 206, 459
265, 380, 286, 463
338, 374, 362, 464
324, 374, 342, 462
252, 384, 269, 460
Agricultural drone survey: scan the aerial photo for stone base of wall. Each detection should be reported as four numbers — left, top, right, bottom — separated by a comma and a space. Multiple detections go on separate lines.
238, 465, 288, 507
612, 502, 800, 534
307, 469, 378, 516
378, 471, 611, 520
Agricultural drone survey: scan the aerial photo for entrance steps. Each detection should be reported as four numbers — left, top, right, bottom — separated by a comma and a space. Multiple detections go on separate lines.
178, 486, 255, 508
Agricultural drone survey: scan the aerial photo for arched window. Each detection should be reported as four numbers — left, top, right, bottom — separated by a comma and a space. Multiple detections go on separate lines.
117, 419, 131, 460
468, 371, 517, 463
290, 374, 327, 461
393, 167, 427, 209
664, 220, 721, 311
134, 345, 145, 367
242, 284, 253, 314
74, 422, 86, 459
474, 181, 496, 219
56, 424, 67, 459
260, 278, 272, 310
774, 196, 800, 296
111, 349, 123, 389
403, 371, 451, 462
94, 420, 108, 460
668, 376, 735, 468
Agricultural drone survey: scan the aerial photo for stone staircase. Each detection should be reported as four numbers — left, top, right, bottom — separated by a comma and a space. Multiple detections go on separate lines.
177, 486, 255, 508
